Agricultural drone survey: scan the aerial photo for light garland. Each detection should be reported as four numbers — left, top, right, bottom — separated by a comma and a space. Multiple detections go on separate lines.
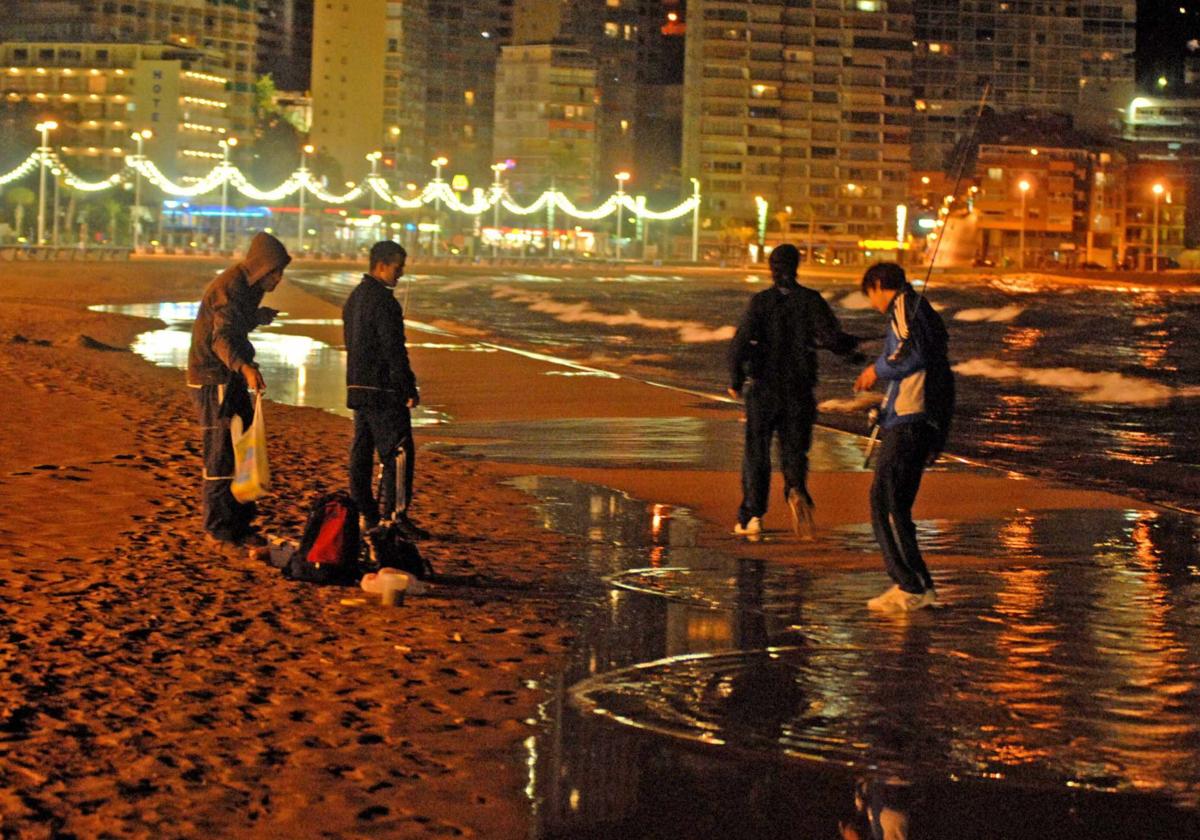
0, 147, 701, 221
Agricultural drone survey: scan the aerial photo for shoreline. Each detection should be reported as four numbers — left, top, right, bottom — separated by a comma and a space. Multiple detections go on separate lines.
0, 258, 1185, 836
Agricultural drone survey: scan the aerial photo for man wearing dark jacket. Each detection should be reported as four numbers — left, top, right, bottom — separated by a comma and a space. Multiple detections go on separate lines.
344, 241, 426, 537
854, 262, 954, 612
188, 231, 291, 549
728, 243, 860, 538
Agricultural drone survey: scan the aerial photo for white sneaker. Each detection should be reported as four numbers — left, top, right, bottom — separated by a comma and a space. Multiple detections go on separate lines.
733, 516, 762, 536
867, 585, 930, 612
786, 489, 815, 540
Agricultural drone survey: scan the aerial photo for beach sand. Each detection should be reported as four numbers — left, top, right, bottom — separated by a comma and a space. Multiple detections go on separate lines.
0, 257, 1151, 837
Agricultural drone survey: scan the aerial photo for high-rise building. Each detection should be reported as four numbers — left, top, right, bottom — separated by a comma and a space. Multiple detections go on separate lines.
423, 0, 507, 185
0, 40, 233, 179
913, 1, 1137, 171
256, 0, 314, 93
682, 0, 914, 262
310, 0, 386, 182
0, 0, 259, 134
382, 0, 428, 179
493, 43, 599, 200
513, 0, 671, 193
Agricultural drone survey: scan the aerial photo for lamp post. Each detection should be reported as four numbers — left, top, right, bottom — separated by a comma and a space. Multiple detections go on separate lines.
51, 167, 61, 245
366, 150, 382, 241
1152, 182, 1165, 271
130, 129, 152, 251
1018, 179, 1031, 270
35, 120, 58, 246
614, 171, 630, 260
299, 143, 313, 253
754, 195, 769, 262
689, 176, 701, 263
218, 136, 237, 252
490, 161, 506, 258
431, 156, 447, 256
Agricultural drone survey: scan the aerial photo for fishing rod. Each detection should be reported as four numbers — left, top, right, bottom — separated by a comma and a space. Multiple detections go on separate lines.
862, 84, 990, 468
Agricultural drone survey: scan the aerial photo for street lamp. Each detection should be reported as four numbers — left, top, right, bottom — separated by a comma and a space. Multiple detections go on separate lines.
755, 195, 769, 262
51, 167, 61, 245
489, 161, 507, 259
299, 143, 314, 252
130, 129, 152, 251
218, 136, 237, 252
366, 150, 382, 241
35, 120, 58, 246
614, 171, 630, 261
1152, 182, 1165, 271
430, 155, 447, 256
1018, 179, 1031, 270
689, 177, 701, 263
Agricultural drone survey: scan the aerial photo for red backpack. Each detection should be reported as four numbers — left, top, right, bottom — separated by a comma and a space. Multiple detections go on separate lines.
284, 491, 362, 584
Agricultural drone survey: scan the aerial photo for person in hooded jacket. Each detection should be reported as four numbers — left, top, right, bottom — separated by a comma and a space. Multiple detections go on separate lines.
187, 231, 291, 549
728, 243, 861, 538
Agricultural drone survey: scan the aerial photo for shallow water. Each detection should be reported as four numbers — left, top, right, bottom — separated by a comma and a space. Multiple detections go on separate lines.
512, 475, 1200, 837
286, 270, 1200, 511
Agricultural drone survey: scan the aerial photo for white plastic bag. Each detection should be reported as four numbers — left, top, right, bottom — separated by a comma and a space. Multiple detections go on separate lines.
230, 392, 270, 502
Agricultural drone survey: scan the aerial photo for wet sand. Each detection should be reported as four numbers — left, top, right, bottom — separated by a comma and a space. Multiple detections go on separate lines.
0, 257, 1165, 837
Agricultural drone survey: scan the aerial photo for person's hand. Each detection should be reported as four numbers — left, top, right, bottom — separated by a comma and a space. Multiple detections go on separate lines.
726, 387, 741, 400
853, 364, 877, 392
256, 306, 279, 326
243, 364, 266, 392
407, 394, 420, 409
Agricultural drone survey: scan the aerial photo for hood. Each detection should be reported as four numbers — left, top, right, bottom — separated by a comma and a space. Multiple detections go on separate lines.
241, 232, 292, 285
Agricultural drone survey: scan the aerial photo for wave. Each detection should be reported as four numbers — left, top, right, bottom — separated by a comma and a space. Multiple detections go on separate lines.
491, 285, 735, 343
952, 358, 1198, 404
953, 305, 1024, 322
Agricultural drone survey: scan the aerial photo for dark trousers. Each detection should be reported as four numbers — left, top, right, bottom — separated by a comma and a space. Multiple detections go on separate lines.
870, 422, 935, 594
350, 405, 414, 524
738, 384, 816, 525
192, 382, 257, 540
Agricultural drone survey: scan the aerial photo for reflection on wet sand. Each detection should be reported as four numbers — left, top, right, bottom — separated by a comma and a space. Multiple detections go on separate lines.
511, 476, 1200, 838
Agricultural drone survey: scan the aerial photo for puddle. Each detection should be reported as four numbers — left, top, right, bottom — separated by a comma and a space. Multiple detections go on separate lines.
510, 475, 1200, 837
90, 301, 447, 424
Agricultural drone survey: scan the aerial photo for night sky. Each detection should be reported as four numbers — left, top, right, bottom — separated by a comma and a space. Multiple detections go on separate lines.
1137, 0, 1200, 89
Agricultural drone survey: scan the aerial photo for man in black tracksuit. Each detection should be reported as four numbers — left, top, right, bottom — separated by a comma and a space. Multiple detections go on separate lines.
728, 244, 860, 538
188, 231, 291, 550
343, 240, 426, 538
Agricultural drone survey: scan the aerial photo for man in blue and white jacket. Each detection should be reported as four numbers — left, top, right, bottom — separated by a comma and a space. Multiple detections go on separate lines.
854, 262, 954, 612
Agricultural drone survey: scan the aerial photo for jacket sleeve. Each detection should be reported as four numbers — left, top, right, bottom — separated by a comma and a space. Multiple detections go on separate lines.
727, 298, 757, 392
873, 300, 928, 382
809, 294, 860, 357
379, 296, 418, 399
210, 282, 257, 374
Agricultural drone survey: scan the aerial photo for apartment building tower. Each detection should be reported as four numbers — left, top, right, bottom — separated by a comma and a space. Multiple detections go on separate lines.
683, 0, 914, 262
913, 0, 1137, 171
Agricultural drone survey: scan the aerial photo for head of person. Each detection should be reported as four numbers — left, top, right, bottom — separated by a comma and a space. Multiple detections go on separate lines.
242, 231, 291, 292
768, 243, 801, 287
369, 240, 407, 288
860, 262, 908, 313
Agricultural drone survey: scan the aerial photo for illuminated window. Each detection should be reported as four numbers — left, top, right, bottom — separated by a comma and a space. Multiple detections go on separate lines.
856, 0, 879, 9
464, 89, 475, 106
606, 0, 620, 6
604, 21, 619, 37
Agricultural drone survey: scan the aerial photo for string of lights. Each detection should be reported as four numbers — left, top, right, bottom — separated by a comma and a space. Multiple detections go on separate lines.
1, 148, 700, 221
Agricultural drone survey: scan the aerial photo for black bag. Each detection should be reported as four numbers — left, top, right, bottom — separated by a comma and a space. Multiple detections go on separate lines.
284, 491, 362, 584
368, 521, 434, 580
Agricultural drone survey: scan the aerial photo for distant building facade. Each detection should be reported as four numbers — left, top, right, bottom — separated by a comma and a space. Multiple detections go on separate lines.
0, 0, 257, 134
682, 0, 914, 262
972, 144, 1127, 269
492, 43, 598, 200
0, 41, 233, 179
913, 0, 1137, 171
256, 0, 314, 93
